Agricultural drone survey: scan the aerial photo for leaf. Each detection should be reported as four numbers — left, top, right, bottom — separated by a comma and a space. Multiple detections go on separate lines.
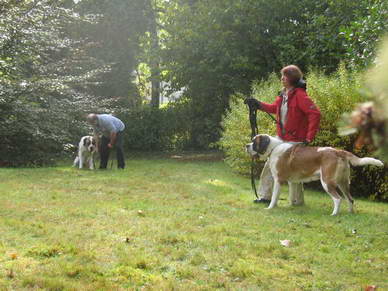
279, 239, 291, 247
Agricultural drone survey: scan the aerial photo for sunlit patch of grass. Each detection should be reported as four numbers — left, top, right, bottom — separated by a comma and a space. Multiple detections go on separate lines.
0, 156, 387, 290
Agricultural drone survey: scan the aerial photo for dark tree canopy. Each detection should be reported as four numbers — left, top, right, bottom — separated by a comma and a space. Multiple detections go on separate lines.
1, 0, 387, 164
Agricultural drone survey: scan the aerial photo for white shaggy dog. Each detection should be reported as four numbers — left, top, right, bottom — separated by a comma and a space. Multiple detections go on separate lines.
73, 136, 97, 170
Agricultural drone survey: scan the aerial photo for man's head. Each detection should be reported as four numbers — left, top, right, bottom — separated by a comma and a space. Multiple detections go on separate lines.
87, 113, 98, 126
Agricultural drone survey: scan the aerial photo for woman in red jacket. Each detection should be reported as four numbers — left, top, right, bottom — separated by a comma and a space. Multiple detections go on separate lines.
247, 65, 321, 204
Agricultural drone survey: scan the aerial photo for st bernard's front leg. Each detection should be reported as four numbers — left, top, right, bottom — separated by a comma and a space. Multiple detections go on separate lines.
89, 154, 94, 170
267, 179, 281, 209
73, 156, 79, 167
78, 151, 84, 169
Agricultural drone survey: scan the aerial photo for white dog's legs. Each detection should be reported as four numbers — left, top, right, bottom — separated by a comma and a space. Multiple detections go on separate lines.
267, 180, 281, 209
78, 151, 83, 169
73, 156, 79, 167
88, 154, 94, 170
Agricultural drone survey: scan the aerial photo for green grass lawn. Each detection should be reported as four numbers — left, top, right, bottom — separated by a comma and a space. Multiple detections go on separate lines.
0, 154, 387, 290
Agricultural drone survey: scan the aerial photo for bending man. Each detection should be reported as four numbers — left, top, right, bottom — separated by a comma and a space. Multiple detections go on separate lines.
87, 113, 125, 169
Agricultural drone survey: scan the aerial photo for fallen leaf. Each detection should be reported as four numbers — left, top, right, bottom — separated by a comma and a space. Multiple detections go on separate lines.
9, 253, 17, 260
365, 285, 377, 291
280, 239, 291, 247
6, 269, 14, 279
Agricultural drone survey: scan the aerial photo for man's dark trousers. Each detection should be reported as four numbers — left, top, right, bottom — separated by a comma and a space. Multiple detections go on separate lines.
99, 131, 125, 169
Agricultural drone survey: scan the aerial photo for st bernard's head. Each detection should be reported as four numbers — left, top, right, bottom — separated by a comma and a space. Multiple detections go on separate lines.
246, 134, 272, 158
83, 136, 96, 153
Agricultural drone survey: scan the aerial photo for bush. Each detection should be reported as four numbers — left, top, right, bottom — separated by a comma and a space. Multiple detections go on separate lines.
0, 100, 89, 167
116, 101, 193, 151
115, 98, 225, 152
0, 1, 108, 167
219, 66, 388, 201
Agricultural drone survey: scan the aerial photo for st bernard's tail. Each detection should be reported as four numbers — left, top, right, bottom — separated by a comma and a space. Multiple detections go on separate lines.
344, 151, 384, 167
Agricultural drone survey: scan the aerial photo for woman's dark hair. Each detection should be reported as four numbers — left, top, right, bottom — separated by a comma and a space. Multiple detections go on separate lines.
281, 65, 303, 86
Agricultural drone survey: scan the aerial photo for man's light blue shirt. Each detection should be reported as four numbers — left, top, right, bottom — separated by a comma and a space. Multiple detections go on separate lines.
94, 114, 125, 137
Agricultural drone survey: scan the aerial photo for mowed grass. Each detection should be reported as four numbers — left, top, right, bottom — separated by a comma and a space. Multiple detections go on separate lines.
0, 154, 387, 291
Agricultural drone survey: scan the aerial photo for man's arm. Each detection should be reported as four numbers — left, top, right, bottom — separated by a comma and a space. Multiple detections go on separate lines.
108, 132, 117, 148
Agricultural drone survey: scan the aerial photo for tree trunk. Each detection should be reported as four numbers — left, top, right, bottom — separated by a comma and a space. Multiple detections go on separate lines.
148, 0, 160, 108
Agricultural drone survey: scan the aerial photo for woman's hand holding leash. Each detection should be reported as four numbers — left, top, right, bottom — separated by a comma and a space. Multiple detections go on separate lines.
244, 98, 262, 110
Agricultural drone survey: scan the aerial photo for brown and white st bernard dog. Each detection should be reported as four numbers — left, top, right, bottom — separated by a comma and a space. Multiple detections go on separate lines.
246, 134, 384, 215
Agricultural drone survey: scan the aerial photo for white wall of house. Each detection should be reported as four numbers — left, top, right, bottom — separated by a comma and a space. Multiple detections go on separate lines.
159, 81, 185, 105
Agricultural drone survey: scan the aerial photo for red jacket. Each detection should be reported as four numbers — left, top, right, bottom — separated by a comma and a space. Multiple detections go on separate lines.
260, 88, 321, 142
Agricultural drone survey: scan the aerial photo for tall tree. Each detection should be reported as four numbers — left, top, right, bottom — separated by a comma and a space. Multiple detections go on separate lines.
0, 0, 107, 165
340, 0, 388, 68
74, 0, 149, 107
158, 0, 388, 147
145, 0, 161, 107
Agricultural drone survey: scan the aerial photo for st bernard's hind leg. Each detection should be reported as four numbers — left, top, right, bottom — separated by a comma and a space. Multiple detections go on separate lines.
320, 164, 342, 216
326, 183, 342, 216
289, 182, 304, 206
337, 164, 354, 213
267, 179, 281, 209
338, 180, 353, 213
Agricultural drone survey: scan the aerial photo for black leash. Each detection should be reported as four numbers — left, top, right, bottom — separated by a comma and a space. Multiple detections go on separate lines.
247, 102, 260, 201
246, 98, 295, 202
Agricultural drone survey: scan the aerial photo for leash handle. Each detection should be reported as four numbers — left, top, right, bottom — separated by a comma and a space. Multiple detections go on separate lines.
248, 104, 258, 139
247, 102, 260, 200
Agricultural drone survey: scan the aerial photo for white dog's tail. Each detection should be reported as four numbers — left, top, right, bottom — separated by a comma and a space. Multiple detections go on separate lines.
342, 151, 384, 167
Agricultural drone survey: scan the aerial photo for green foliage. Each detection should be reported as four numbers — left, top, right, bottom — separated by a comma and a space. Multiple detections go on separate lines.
2, 0, 387, 165
74, 0, 148, 105
159, 0, 387, 148
219, 67, 387, 200
340, 0, 388, 69
116, 96, 226, 151
219, 74, 280, 173
302, 0, 376, 72
116, 101, 193, 151
0, 1, 113, 166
